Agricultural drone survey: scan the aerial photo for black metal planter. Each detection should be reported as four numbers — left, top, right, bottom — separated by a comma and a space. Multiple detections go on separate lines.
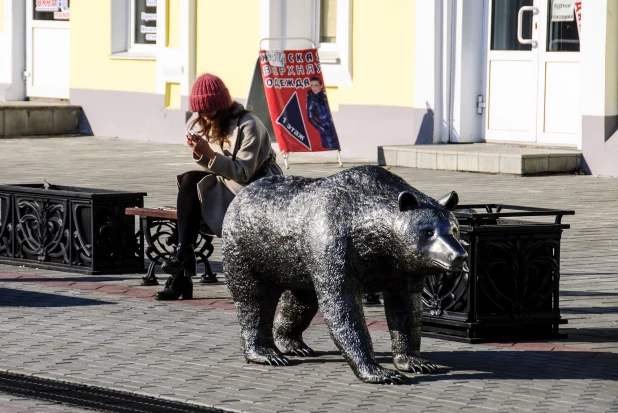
0, 183, 146, 274
422, 204, 574, 343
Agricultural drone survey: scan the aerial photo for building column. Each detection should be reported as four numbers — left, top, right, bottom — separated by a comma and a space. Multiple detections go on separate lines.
412, 1, 443, 144
412, 0, 485, 145
450, 0, 485, 143
0, 0, 26, 101
581, 0, 618, 176
156, 0, 196, 113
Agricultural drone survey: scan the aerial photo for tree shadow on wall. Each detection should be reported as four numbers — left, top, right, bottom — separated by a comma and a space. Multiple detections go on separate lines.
415, 104, 435, 144
415, 103, 463, 144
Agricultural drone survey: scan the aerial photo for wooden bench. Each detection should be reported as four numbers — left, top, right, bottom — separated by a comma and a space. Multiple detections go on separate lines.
125, 206, 217, 286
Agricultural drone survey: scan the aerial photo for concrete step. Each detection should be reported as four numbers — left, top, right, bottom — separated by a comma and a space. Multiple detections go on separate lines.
0, 101, 85, 137
378, 143, 582, 175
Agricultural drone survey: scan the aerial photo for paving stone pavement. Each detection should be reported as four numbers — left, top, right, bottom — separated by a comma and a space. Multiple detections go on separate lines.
0, 136, 617, 412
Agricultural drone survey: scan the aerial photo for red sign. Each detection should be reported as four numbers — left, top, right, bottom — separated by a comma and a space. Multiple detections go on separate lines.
259, 48, 340, 154
35, 0, 58, 11
54, 11, 70, 20
574, 1, 582, 37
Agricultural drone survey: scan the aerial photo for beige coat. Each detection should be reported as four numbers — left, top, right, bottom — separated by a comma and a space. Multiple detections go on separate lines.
179, 104, 282, 237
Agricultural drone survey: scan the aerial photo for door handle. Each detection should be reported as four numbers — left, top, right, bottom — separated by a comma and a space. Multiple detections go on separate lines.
517, 6, 539, 47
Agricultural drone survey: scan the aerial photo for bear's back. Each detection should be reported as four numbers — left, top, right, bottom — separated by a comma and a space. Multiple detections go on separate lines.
224, 165, 439, 236
222, 165, 448, 287
237, 165, 419, 206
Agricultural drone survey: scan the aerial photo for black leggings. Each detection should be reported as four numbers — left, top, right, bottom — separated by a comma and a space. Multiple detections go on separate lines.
176, 170, 210, 246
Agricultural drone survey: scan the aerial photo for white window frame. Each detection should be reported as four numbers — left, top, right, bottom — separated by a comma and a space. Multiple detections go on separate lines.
60, 1, 70, 13
109, 0, 157, 60
129, 0, 157, 53
259, 0, 352, 87
313, 0, 352, 87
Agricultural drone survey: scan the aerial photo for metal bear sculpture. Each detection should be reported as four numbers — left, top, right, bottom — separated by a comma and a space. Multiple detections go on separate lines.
221, 165, 467, 384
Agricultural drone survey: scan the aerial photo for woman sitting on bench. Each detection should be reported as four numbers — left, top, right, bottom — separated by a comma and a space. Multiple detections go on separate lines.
156, 73, 283, 300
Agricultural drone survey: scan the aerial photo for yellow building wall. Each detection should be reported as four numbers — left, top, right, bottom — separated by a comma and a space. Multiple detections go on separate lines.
166, 0, 180, 48
0, 0, 4, 32
195, 0, 261, 100
192, 0, 413, 107
70, 0, 156, 94
336, 0, 415, 108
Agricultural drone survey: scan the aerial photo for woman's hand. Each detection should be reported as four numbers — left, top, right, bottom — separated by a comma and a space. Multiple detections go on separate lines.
186, 132, 216, 161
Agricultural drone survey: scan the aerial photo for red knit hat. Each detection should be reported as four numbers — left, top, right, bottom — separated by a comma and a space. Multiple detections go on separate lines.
190, 73, 233, 113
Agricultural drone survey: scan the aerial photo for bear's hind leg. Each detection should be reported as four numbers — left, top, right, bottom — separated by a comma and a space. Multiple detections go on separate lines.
274, 289, 318, 357
227, 271, 288, 366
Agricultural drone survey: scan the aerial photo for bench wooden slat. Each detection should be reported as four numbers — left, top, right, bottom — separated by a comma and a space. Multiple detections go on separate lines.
125, 207, 178, 220
124, 205, 217, 285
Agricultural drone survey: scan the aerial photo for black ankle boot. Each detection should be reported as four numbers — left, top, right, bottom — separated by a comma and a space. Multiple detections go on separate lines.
162, 244, 196, 277
155, 272, 193, 300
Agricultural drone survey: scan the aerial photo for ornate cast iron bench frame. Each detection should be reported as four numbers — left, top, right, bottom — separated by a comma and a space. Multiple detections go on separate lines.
125, 207, 217, 286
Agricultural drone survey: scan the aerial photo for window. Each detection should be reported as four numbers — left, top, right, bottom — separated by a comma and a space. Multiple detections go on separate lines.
130, 0, 158, 51
317, 0, 339, 64
320, 0, 337, 43
260, 0, 351, 85
547, 0, 580, 52
491, 0, 533, 51
314, 0, 352, 86
110, 0, 158, 59
32, 0, 70, 21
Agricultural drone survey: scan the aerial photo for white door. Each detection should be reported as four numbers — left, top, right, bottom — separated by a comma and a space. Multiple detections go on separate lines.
485, 0, 581, 146
25, 0, 71, 100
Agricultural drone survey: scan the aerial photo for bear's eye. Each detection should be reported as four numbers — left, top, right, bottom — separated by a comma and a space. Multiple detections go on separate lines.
426, 230, 435, 237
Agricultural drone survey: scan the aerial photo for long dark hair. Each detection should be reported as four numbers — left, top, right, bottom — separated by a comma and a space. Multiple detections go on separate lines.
189, 102, 251, 146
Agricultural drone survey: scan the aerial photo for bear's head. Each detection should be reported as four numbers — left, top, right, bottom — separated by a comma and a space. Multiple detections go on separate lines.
394, 191, 468, 274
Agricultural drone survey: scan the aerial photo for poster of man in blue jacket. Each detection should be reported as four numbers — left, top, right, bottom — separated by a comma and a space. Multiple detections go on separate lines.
306, 77, 340, 150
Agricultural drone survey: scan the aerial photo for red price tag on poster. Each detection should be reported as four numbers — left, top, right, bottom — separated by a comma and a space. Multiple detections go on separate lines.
259, 48, 341, 154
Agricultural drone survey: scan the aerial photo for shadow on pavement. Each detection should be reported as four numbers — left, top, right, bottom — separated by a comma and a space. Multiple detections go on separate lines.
291, 349, 618, 381
562, 327, 618, 342
0, 288, 114, 307
561, 290, 618, 297
208, 261, 223, 272
0, 276, 136, 283
417, 349, 618, 382
563, 306, 618, 314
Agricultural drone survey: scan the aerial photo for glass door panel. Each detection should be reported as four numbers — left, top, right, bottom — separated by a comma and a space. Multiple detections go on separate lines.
491, 0, 533, 51
26, 0, 71, 99
486, 0, 539, 143
546, 0, 580, 52
537, 0, 581, 145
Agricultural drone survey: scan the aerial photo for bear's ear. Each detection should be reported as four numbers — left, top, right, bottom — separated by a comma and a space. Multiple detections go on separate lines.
398, 191, 420, 212
437, 191, 459, 211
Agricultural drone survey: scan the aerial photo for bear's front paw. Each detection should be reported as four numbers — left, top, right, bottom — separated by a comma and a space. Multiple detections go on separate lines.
275, 336, 316, 357
245, 347, 290, 366
357, 364, 411, 385
393, 354, 439, 374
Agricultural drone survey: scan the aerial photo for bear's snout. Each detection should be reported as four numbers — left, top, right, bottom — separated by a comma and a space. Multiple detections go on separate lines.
448, 246, 468, 270
427, 234, 468, 271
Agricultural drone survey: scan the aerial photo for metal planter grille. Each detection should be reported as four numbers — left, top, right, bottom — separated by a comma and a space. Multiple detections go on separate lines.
422, 204, 574, 343
0, 184, 146, 274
